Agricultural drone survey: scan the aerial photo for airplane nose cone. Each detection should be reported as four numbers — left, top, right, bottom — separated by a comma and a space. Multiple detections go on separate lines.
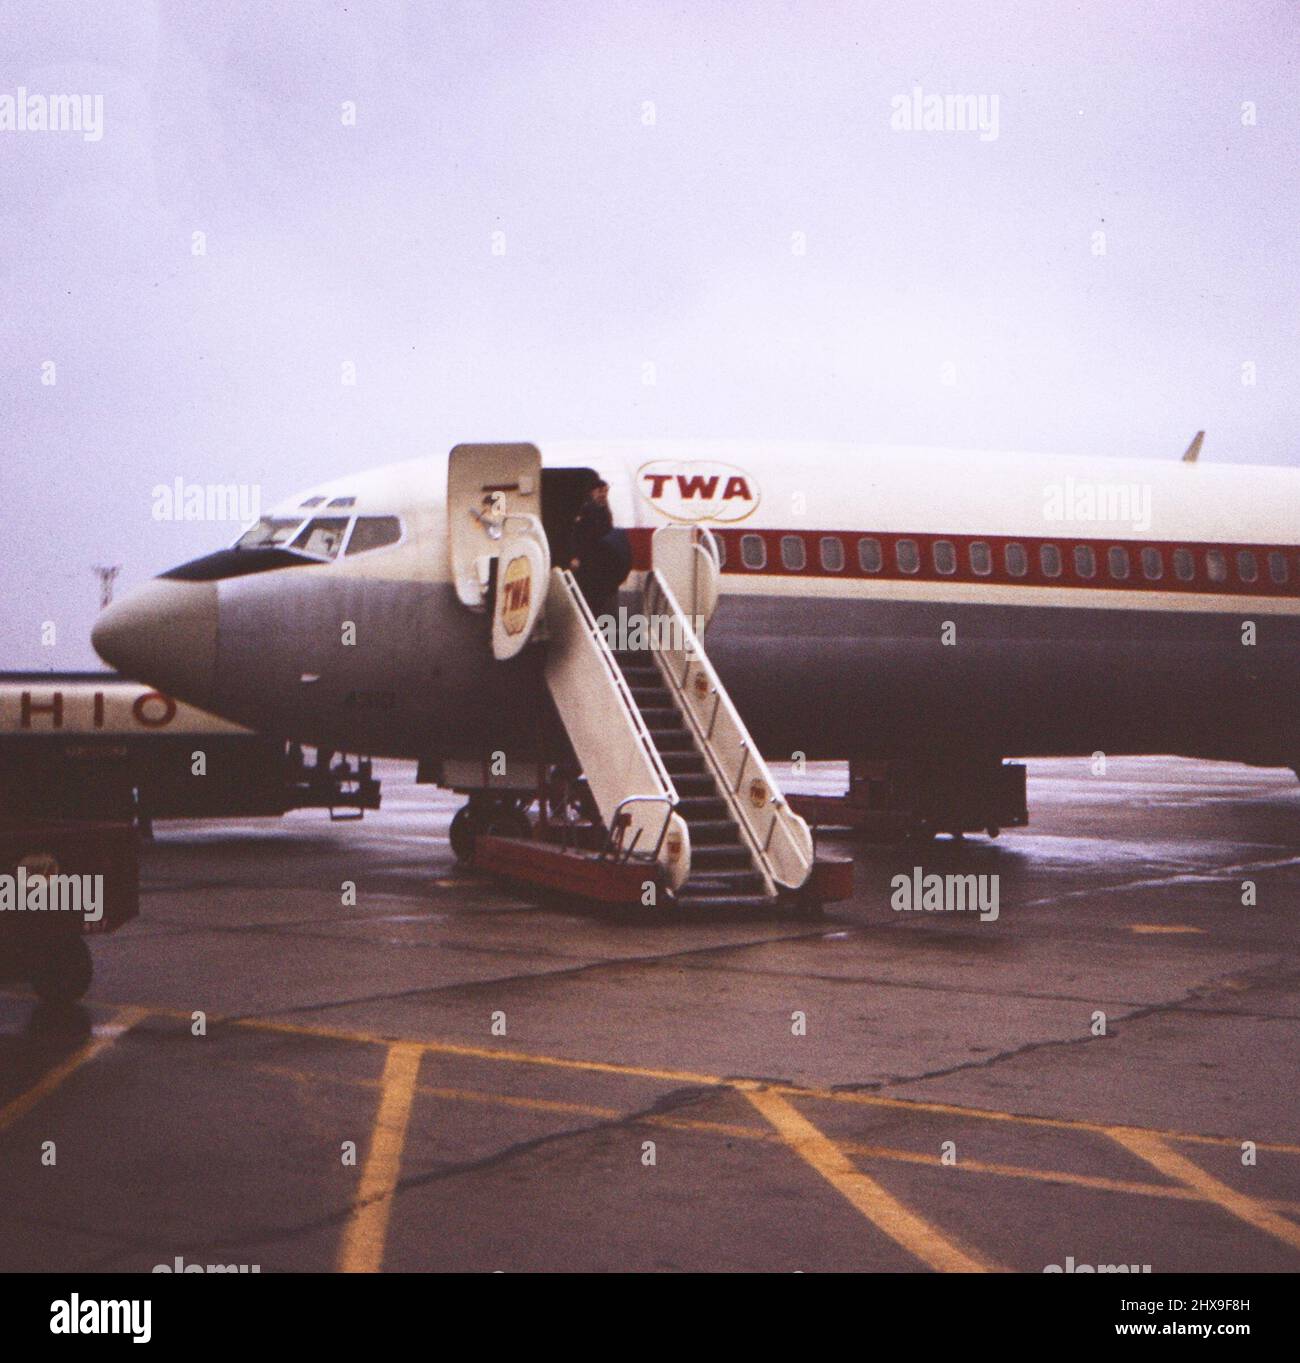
92, 579, 218, 708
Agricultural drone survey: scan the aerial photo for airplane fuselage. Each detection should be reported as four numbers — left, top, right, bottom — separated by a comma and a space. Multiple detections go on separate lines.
92, 442, 1300, 775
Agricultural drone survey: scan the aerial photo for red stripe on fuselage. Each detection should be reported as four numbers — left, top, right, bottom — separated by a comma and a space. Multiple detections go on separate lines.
624, 527, 1300, 597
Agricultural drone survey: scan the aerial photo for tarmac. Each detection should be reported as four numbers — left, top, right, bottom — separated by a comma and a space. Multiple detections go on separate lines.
1, 756, 1297, 1273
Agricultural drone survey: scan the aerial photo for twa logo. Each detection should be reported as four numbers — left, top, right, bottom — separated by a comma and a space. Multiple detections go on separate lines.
638, 460, 760, 524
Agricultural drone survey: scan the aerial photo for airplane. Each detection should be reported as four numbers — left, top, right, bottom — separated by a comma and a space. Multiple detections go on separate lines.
90, 440, 1300, 904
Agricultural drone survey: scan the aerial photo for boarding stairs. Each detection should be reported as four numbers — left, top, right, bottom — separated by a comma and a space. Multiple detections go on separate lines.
539, 525, 816, 908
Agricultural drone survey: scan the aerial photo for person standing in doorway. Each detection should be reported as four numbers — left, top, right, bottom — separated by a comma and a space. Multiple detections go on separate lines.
569, 480, 627, 623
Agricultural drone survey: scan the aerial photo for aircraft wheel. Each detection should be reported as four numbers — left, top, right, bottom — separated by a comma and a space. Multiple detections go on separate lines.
449, 805, 479, 862
30, 936, 93, 1005
986, 825, 1000, 839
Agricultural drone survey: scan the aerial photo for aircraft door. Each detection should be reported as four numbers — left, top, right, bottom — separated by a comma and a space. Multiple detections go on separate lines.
447, 443, 543, 609
491, 515, 551, 660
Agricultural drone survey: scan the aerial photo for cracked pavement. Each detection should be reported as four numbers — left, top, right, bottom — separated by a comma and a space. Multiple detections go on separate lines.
1, 756, 1297, 1272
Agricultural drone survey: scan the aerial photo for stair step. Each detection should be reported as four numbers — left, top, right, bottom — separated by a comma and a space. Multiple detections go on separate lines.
688, 820, 742, 845
663, 752, 707, 773
690, 845, 753, 869
686, 872, 765, 892
675, 892, 775, 910
676, 796, 728, 818
673, 774, 717, 794
630, 687, 671, 705
640, 708, 682, 728
649, 730, 694, 752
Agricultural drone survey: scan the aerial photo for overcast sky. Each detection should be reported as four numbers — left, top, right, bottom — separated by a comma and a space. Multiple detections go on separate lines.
2, 1, 1297, 668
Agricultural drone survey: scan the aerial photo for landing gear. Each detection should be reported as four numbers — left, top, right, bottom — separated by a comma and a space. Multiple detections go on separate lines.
26, 935, 93, 1005
449, 798, 533, 862
449, 805, 478, 862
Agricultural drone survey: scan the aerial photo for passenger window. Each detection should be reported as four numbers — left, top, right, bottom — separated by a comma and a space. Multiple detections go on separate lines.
1073, 544, 1096, 579
1108, 547, 1130, 580
293, 517, 351, 560
345, 516, 403, 556
970, 542, 992, 576
1172, 547, 1194, 581
819, 536, 844, 571
1141, 547, 1163, 580
1236, 549, 1258, 583
1039, 544, 1062, 578
1268, 550, 1288, 585
857, 537, 882, 572
780, 535, 806, 570
933, 541, 956, 575
895, 539, 920, 574
1004, 543, 1028, 577
741, 534, 767, 569
1205, 549, 1227, 583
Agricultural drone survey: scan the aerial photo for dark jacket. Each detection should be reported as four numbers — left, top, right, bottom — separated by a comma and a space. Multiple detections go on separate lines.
572, 502, 616, 583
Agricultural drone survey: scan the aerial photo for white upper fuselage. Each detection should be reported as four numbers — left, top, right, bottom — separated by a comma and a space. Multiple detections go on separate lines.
91, 441, 1300, 770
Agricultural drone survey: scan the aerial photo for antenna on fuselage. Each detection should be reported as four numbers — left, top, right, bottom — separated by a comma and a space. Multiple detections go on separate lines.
1181, 430, 1205, 463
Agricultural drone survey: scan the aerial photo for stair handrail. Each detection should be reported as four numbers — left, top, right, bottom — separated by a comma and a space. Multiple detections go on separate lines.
554, 568, 679, 800
645, 570, 814, 892
651, 524, 722, 632
599, 793, 676, 865
544, 569, 691, 889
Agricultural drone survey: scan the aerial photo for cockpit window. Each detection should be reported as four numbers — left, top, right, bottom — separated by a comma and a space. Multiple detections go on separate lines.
328, 496, 356, 508
235, 517, 303, 549
345, 516, 403, 555
292, 517, 350, 560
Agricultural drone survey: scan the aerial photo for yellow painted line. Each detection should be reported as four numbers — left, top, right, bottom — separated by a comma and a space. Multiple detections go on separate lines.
798, 1088, 1300, 1156
0, 1006, 146, 1135
1130, 924, 1205, 935
233, 1020, 1300, 1155
336, 1042, 423, 1273
197, 1059, 1300, 1219
1108, 1128, 1300, 1254
229, 1015, 735, 1090
745, 1087, 1000, 1272
29, 996, 1300, 1158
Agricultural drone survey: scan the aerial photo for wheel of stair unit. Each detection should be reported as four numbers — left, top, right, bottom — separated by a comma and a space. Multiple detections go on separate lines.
30, 935, 93, 1005
487, 806, 532, 841
449, 805, 479, 862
